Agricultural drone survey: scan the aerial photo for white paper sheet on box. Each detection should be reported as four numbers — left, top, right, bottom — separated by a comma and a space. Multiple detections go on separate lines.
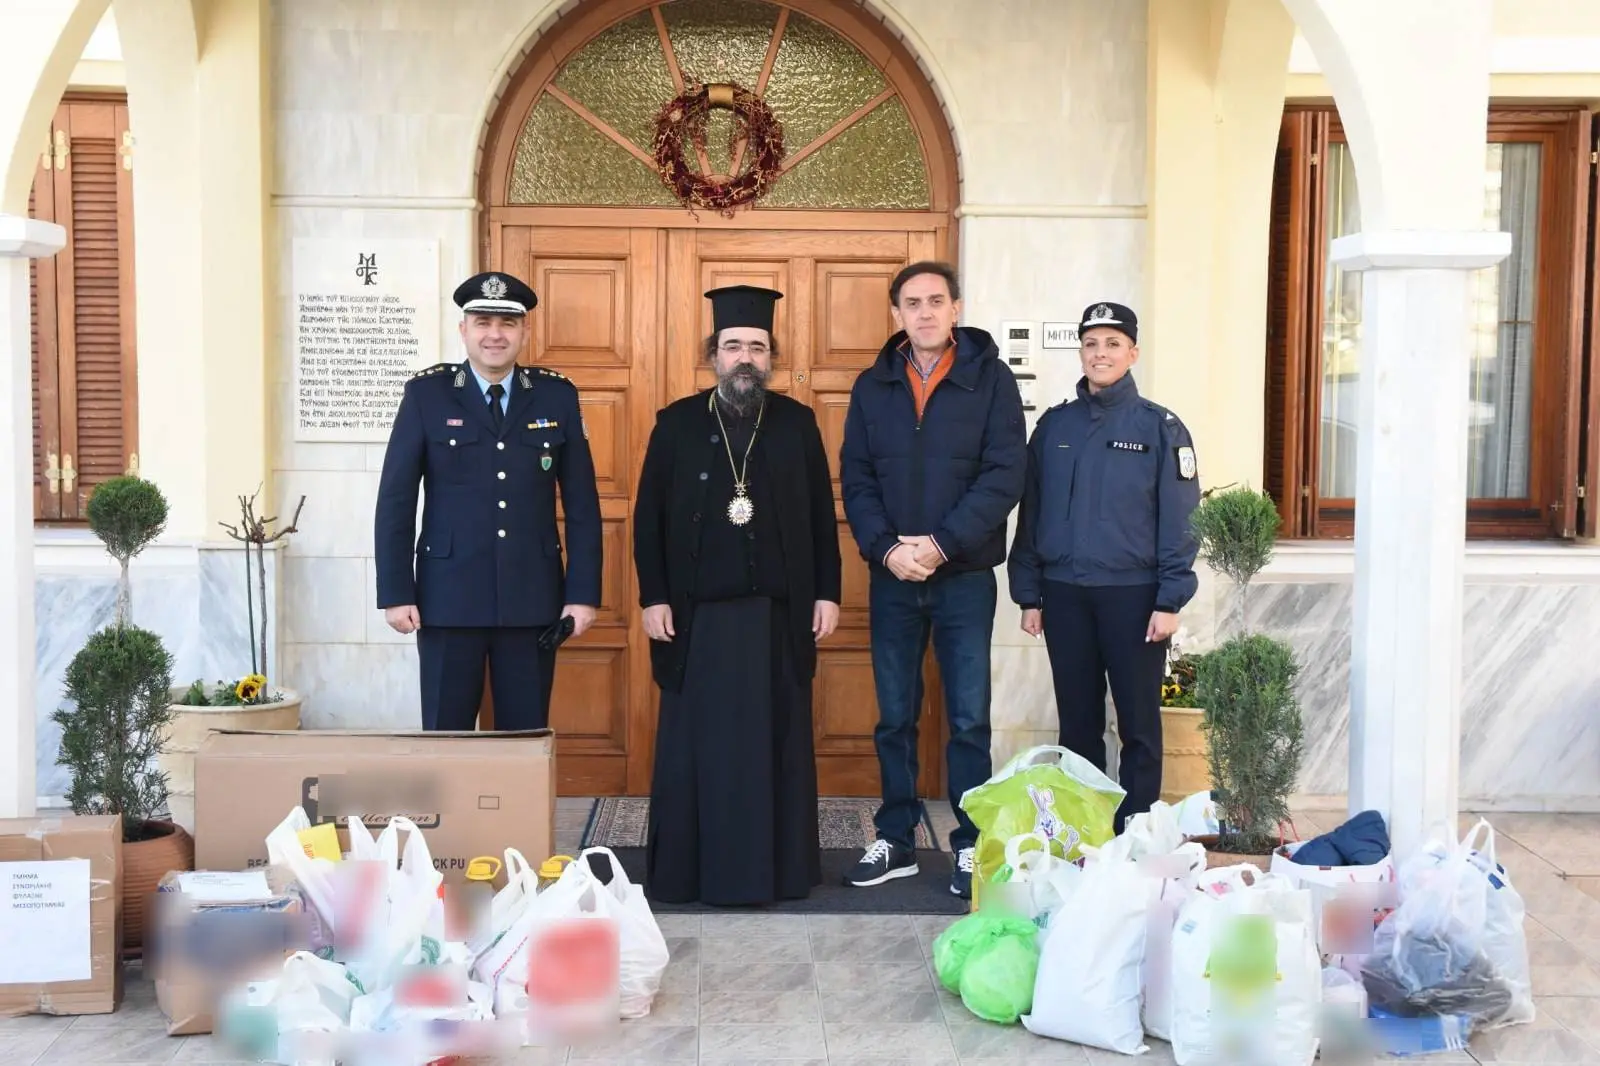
175, 870, 273, 902
0, 859, 92, 984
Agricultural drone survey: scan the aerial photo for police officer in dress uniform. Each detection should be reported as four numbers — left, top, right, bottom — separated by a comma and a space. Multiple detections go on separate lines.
374, 271, 603, 731
1007, 301, 1201, 832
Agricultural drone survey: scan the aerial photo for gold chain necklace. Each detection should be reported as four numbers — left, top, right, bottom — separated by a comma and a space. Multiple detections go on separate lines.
710, 388, 765, 526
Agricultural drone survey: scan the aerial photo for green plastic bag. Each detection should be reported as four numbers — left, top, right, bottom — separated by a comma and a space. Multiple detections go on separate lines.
931, 912, 1041, 1024
960, 745, 1124, 908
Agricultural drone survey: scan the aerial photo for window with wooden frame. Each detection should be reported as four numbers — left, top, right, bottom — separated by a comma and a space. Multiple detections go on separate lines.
1265, 104, 1600, 540
29, 91, 139, 524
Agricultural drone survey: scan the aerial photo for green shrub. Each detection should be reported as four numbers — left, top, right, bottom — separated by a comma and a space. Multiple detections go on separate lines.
1191, 486, 1280, 635
52, 625, 176, 841
85, 476, 169, 628
1196, 633, 1305, 854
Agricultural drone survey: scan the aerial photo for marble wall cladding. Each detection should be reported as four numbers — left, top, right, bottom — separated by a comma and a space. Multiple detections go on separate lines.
1252, 580, 1600, 807
33, 546, 281, 800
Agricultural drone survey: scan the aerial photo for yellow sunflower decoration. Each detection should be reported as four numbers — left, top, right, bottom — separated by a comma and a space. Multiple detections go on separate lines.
235, 674, 267, 702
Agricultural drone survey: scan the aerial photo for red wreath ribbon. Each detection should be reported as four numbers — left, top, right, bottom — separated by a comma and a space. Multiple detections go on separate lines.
652, 81, 786, 217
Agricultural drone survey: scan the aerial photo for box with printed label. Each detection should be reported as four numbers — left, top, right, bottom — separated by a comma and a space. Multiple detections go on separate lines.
192, 730, 555, 880
0, 814, 122, 1016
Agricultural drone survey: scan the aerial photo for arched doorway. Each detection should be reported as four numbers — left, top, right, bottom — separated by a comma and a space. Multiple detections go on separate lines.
477, 0, 961, 797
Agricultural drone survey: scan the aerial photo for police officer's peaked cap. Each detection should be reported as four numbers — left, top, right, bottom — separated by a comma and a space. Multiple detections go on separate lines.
1079, 301, 1137, 344
706, 285, 783, 335
454, 272, 537, 317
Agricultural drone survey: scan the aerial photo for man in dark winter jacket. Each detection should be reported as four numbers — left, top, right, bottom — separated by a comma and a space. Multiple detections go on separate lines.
838, 260, 1026, 899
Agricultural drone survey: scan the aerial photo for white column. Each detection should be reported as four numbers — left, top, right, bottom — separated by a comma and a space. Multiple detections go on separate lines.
1338, 230, 1509, 861
0, 214, 64, 819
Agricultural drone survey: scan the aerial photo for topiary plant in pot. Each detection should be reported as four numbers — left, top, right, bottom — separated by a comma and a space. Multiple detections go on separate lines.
52, 475, 194, 955
1188, 486, 1305, 864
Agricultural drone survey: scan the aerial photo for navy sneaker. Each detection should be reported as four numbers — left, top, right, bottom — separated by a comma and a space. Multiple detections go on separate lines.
845, 838, 918, 886
950, 846, 974, 898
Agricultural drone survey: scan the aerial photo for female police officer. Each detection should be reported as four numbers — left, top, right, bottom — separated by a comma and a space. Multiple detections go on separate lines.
1007, 301, 1202, 831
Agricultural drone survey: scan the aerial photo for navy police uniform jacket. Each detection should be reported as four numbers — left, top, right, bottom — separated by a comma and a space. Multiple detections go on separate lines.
1008, 372, 1201, 613
374, 362, 603, 628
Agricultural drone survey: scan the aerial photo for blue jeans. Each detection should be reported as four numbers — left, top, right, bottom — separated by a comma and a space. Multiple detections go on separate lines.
869, 568, 995, 852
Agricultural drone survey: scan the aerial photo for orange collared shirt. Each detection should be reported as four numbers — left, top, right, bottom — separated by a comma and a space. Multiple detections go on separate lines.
902, 338, 954, 421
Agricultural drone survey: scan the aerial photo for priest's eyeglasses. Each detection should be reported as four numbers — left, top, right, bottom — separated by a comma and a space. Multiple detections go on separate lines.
718, 340, 770, 356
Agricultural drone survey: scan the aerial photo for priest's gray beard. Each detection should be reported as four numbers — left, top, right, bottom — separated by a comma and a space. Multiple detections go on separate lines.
716, 363, 769, 417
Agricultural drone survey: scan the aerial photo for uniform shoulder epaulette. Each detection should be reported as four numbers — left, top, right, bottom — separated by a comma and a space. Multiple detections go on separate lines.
412, 362, 455, 379
1144, 398, 1180, 422
536, 367, 569, 382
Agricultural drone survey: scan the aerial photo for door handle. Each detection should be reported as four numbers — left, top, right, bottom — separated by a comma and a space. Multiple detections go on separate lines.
45, 451, 60, 493
62, 454, 77, 494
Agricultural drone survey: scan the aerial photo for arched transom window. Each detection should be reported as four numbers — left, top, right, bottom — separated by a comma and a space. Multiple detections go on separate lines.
507, 0, 934, 211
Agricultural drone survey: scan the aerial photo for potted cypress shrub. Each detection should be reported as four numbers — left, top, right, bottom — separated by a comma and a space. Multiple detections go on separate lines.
52, 475, 194, 955
1187, 486, 1305, 868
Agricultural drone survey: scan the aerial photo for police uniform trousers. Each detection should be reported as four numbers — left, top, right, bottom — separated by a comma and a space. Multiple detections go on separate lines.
1041, 579, 1167, 832
417, 625, 555, 732
644, 597, 823, 907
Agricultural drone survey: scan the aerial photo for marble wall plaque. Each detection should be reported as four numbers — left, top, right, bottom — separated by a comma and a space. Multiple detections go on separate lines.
292, 238, 440, 442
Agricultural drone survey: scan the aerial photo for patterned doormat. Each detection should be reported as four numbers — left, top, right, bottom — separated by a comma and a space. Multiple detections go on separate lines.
581, 797, 940, 852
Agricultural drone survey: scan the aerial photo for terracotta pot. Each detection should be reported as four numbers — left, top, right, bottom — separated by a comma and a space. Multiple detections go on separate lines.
123, 819, 194, 956
160, 686, 302, 834
1159, 706, 1210, 805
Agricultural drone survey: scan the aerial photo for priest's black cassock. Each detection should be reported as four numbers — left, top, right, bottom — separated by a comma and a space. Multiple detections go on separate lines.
632, 292, 841, 906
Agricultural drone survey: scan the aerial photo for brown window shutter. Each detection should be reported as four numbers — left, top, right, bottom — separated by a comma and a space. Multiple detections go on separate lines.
51, 97, 138, 521
1582, 115, 1600, 539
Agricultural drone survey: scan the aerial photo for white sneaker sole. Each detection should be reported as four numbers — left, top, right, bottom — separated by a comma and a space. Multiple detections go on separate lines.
847, 863, 920, 887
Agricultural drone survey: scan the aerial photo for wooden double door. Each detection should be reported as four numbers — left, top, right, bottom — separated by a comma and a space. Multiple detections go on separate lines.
481, 220, 948, 799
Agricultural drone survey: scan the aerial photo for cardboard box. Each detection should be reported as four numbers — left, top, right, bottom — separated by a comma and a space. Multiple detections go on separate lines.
149, 867, 308, 1035
0, 814, 123, 1017
193, 730, 556, 880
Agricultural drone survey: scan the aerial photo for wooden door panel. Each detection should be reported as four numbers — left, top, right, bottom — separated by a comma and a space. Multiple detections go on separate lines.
813, 261, 897, 370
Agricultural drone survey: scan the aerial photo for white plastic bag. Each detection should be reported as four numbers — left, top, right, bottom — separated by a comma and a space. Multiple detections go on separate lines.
571, 847, 670, 1018
473, 846, 668, 1021
1361, 819, 1533, 1032
264, 808, 340, 941
336, 817, 445, 995
1137, 842, 1208, 1042
1094, 801, 1187, 865
1022, 852, 1153, 1054
1169, 868, 1321, 1066
983, 832, 1082, 931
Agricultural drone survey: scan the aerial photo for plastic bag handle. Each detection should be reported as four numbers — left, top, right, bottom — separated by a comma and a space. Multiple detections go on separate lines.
1005, 831, 1052, 872
576, 845, 634, 891
1459, 818, 1496, 864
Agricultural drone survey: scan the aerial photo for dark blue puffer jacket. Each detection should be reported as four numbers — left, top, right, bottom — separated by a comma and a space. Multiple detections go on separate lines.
839, 326, 1026, 575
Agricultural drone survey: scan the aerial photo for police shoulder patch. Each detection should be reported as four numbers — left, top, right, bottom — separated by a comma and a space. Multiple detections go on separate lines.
1176, 445, 1197, 480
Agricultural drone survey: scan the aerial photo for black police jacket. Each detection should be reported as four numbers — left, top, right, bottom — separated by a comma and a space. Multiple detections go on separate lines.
373, 362, 603, 628
1008, 372, 1201, 612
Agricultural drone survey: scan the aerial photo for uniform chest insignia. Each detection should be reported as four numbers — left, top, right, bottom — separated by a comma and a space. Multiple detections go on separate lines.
446, 418, 463, 427
528, 419, 559, 429
518, 368, 534, 389
541, 454, 553, 471
1177, 445, 1198, 480
1107, 440, 1149, 453
453, 369, 467, 388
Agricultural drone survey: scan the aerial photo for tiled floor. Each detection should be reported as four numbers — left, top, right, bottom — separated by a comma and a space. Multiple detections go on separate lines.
3, 802, 1599, 1064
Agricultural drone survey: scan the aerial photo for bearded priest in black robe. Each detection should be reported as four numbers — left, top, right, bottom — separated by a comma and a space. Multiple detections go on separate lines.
633, 285, 842, 907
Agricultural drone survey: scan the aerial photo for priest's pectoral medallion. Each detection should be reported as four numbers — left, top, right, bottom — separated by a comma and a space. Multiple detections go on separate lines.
727, 488, 754, 526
